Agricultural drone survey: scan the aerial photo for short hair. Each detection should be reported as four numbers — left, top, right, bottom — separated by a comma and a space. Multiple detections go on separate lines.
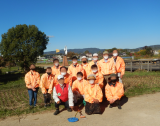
72, 56, 78, 60
60, 66, 68, 71
53, 58, 59, 62
77, 72, 83, 77
30, 64, 35, 67
91, 64, 98, 69
46, 67, 52, 70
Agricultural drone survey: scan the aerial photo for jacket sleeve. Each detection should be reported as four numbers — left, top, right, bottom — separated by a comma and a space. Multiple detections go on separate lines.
41, 75, 47, 94
68, 75, 73, 86
120, 58, 125, 75
95, 85, 103, 102
113, 83, 124, 100
105, 85, 114, 101
53, 87, 60, 103
48, 77, 55, 94
68, 85, 74, 106
25, 73, 32, 88
68, 66, 72, 75
72, 81, 77, 92
98, 73, 104, 89
109, 60, 116, 74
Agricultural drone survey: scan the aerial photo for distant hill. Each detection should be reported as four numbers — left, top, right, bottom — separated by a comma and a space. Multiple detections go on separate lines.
44, 45, 160, 55
44, 48, 106, 55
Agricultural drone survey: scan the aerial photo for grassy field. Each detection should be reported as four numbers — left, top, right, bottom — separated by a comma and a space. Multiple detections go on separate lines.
0, 67, 160, 119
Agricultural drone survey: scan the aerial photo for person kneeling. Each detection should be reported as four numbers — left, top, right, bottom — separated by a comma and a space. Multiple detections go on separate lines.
72, 72, 87, 106
105, 73, 124, 109
53, 75, 74, 115
84, 74, 103, 115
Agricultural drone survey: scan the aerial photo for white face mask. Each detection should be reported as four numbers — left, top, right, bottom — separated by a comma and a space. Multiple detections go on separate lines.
113, 53, 118, 56
77, 77, 82, 81
61, 72, 66, 76
104, 56, 108, 59
55, 63, 59, 66
92, 69, 98, 73
73, 61, 77, 64
89, 80, 94, 84
93, 58, 98, 61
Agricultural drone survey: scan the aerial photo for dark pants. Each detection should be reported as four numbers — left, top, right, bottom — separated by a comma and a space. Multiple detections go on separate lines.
43, 92, 51, 104
85, 102, 101, 115
55, 100, 70, 110
110, 100, 121, 106
103, 75, 110, 100
28, 88, 39, 106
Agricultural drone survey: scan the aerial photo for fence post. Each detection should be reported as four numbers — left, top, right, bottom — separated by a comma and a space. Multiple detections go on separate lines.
150, 60, 152, 71
147, 60, 149, 72
140, 61, 143, 70
130, 60, 133, 72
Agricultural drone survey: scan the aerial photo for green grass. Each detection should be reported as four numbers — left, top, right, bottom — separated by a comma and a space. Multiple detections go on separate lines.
1, 69, 160, 119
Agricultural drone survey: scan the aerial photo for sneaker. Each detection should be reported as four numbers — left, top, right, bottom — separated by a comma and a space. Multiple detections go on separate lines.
67, 108, 72, 112
47, 104, 51, 107
44, 104, 47, 108
109, 105, 113, 108
118, 105, 122, 109
54, 110, 60, 115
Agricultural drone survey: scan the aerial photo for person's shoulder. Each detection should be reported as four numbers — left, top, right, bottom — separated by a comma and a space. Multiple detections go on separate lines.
41, 73, 46, 77
116, 82, 123, 86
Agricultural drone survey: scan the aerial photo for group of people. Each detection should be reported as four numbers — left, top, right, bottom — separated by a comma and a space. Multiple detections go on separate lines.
25, 50, 125, 116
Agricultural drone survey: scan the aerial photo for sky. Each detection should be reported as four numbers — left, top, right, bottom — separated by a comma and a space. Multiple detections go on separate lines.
0, 0, 160, 52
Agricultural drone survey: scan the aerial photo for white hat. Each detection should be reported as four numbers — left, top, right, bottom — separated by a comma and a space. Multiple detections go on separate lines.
81, 56, 87, 59
93, 53, 98, 57
57, 75, 64, 80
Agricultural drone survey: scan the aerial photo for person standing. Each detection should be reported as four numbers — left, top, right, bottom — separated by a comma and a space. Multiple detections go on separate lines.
40, 67, 55, 107
81, 56, 90, 79
99, 51, 115, 84
88, 53, 101, 72
68, 56, 84, 82
89, 64, 104, 89
52, 58, 62, 76
53, 75, 74, 115
25, 64, 40, 107
54, 66, 72, 86
111, 50, 125, 83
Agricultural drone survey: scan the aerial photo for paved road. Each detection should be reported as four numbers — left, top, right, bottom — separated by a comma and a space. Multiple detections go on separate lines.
1, 93, 160, 126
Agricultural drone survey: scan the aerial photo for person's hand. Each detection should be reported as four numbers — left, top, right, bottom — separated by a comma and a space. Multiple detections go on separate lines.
57, 101, 61, 104
93, 99, 99, 103
120, 74, 123, 79
110, 99, 115, 104
32, 88, 36, 91
70, 106, 74, 110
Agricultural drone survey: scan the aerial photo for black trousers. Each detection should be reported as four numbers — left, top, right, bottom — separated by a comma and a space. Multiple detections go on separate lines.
43, 93, 51, 104
85, 102, 101, 115
110, 100, 121, 106
55, 100, 70, 110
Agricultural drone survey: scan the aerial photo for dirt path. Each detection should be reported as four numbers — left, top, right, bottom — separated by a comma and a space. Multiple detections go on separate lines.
1, 93, 160, 126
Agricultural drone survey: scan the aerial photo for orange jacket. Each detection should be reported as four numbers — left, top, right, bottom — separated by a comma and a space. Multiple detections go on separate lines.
84, 82, 103, 103
89, 71, 104, 89
40, 73, 55, 94
105, 82, 124, 101
68, 63, 84, 81
72, 79, 87, 95
25, 70, 40, 89
110, 56, 125, 75
55, 73, 72, 86
81, 63, 91, 79
99, 58, 115, 75
51, 65, 62, 75
88, 60, 101, 72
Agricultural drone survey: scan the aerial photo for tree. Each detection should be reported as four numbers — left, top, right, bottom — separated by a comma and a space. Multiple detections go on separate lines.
0, 24, 49, 71
84, 50, 89, 54
67, 52, 78, 58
